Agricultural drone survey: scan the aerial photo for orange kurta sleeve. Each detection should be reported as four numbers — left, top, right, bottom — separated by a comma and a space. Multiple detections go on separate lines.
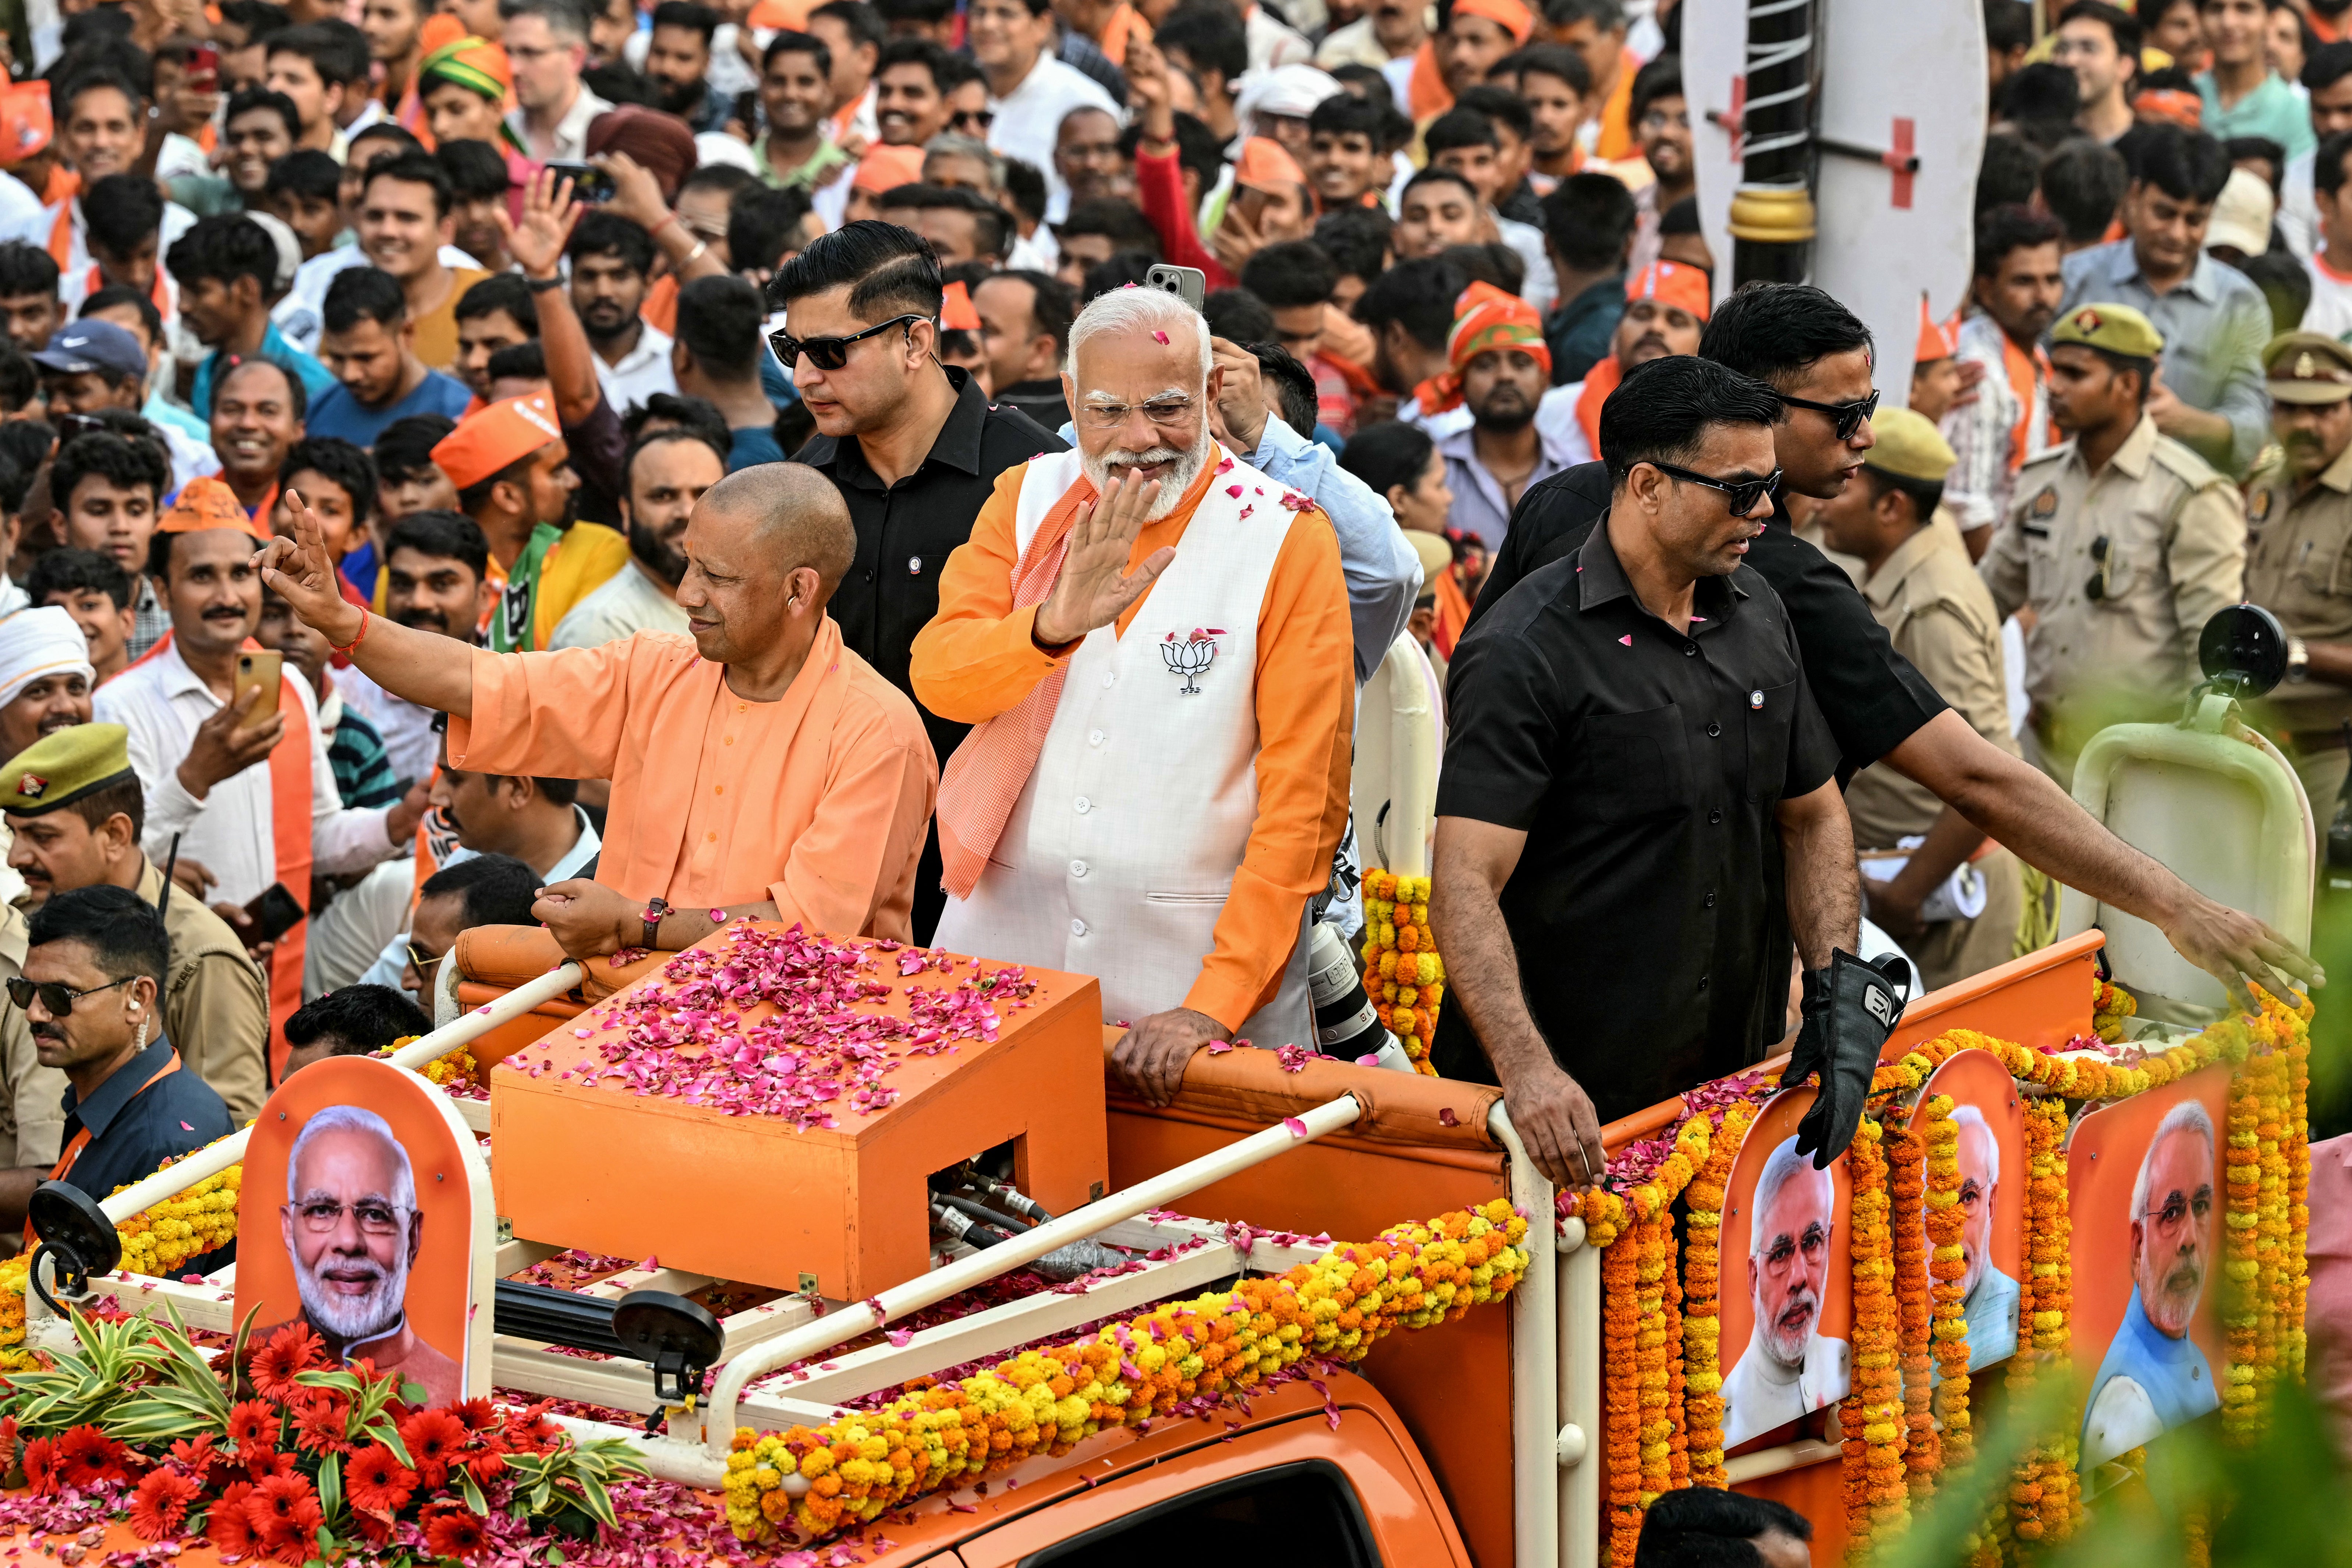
447, 640, 638, 779
1184, 510, 1354, 1032
909, 464, 1069, 725
765, 672, 939, 942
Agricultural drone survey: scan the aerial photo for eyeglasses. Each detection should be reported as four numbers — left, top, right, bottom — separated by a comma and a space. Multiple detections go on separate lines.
2142, 1189, 2213, 1235
1076, 395, 1198, 431
283, 1199, 408, 1236
405, 940, 444, 976
1761, 1222, 1829, 1274
768, 313, 928, 372
2085, 534, 2115, 602
6, 975, 133, 1016
1649, 460, 1781, 516
1779, 388, 1881, 441
950, 109, 995, 133
1639, 107, 1690, 132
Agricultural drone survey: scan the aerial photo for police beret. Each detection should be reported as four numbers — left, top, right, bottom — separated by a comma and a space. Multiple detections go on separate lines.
1862, 406, 1957, 484
0, 723, 137, 817
2263, 331, 2352, 405
2050, 302, 2164, 358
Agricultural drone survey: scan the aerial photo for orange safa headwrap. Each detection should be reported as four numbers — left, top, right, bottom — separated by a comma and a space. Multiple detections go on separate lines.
1234, 135, 1308, 196
941, 279, 981, 332
161, 476, 270, 542
431, 392, 564, 491
854, 143, 926, 195
1417, 282, 1551, 415
1627, 260, 1710, 321
1453, 0, 1534, 43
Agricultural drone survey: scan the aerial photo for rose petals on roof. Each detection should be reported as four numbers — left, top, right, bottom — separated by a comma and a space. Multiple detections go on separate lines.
1283, 1116, 1308, 1137
1438, 1107, 1458, 1127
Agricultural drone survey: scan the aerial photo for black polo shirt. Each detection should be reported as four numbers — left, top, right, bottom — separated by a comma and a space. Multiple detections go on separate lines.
1466, 462, 1949, 778
57, 1035, 235, 1206
1432, 516, 1840, 1121
797, 367, 1066, 939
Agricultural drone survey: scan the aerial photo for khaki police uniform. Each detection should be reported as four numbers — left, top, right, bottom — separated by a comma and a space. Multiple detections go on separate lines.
2243, 332, 2352, 809
1979, 304, 2247, 783
1842, 410, 2027, 990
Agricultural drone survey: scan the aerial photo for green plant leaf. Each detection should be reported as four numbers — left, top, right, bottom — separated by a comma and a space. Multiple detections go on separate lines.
457, 1464, 487, 1516
400, 1381, 428, 1406
317, 1451, 343, 1525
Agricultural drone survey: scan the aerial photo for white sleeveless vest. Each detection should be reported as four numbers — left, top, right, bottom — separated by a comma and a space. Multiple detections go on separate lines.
932, 445, 1317, 1048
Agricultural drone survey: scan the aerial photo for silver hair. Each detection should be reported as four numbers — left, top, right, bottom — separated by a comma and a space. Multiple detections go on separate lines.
1749, 1135, 1833, 1261
496, 0, 591, 41
287, 1103, 418, 1215
1951, 1103, 2000, 1188
2130, 1098, 2215, 1221
922, 133, 1004, 190
1066, 284, 1212, 388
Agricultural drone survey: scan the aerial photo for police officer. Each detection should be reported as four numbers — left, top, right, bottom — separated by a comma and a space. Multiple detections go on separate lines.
1468, 284, 2311, 1043
1980, 302, 2247, 783
1812, 407, 2025, 991
2244, 331, 2352, 808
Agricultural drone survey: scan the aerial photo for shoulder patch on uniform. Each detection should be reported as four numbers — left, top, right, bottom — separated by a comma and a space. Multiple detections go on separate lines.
2030, 486, 2059, 518
2249, 486, 2274, 523
2147, 435, 2227, 489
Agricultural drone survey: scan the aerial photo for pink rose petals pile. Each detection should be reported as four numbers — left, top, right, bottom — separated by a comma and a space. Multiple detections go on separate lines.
542, 926, 1037, 1131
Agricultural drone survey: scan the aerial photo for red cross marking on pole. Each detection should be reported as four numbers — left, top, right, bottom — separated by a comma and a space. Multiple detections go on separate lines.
1887, 117, 1916, 208
1726, 75, 1746, 162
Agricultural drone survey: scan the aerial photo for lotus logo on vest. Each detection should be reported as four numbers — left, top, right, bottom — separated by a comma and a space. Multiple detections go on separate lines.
1161, 628, 1222, 695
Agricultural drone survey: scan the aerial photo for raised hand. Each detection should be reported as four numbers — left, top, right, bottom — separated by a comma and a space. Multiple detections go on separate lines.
500, 166, 583, 280
256, 490, 363, 648
1031, 467, 1176, 648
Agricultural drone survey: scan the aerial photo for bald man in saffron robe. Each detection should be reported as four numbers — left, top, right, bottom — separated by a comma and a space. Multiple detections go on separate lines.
258, 466, 938, 955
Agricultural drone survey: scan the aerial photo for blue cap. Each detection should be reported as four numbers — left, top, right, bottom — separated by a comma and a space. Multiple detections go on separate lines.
31, 320, 146, 382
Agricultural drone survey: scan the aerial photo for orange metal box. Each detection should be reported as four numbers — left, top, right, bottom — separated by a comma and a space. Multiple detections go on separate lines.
489, 925, 1109, 1298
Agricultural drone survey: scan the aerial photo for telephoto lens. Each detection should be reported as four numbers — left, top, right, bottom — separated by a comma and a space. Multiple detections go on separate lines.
1307, 921, 1414, 1071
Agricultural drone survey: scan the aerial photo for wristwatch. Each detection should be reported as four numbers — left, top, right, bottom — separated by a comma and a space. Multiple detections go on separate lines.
2289, 636, 2311, 684
639, 897, 670, 950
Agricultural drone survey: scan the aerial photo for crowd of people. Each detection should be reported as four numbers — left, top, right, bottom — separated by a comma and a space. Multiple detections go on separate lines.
0, 0, 2327, 1381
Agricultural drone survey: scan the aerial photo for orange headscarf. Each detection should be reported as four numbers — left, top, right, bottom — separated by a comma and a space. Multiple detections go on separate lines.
941, 279, 981, 331
161, 475, 272, 542
1415, 282, 1551, 415
1627, 259, 1710, 320
854, 143, 926, 194
1234, 135, 1308, 195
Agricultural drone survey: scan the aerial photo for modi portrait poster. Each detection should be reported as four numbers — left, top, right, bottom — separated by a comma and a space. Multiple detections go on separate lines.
1720, 1086, 1853, 1451
234, 1058, 490, 1405
1909, 1048, 2026, 1375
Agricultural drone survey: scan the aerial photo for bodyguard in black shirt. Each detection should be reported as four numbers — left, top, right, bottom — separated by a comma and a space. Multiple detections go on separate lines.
1432, 358, 1870, 1190
775, 223, 1064, 943
1470, 284, 2317, 1036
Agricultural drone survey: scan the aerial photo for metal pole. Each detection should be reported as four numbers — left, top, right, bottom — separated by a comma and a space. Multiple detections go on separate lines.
1729, 0, 1823, 284
1489, 1105, 1559, 1568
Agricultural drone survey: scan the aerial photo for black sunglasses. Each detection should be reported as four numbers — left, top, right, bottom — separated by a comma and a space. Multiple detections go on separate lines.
1650, 461, 1782, 516
769, 313, 928, 372
6, 974, 132, 1016
1779, 388, 1881, 441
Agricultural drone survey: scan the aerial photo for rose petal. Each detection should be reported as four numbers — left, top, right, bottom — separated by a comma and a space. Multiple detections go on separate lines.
1151, 330, 1170, 343
1438, 1106, 1459, 1127
1283, 1116, 1308, 1137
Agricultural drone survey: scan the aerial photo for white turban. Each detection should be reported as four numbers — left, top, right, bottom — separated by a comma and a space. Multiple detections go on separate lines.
1236, 64, 1345, 131
0, 606, 96, 710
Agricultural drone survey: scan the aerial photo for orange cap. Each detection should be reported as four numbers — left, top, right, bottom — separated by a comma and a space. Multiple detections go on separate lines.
1916, 297, 1956, 363
0, 81, 50, 166
430, 392, 564, 491
1451, 0, 1534, 43
418, 13, 467, 54
854, 143, 926, 195
1235, 135, 1307, 195
941, 279, 981, 332
160, 475, 270, 541
1626, 260, 1710, 321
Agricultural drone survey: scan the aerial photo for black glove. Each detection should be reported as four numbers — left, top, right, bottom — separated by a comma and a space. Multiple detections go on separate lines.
1789, 949, 1912, 1169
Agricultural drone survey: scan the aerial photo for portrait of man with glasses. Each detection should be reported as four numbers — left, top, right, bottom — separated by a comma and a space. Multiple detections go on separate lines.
2080, 1097, 2222, 1469
1721, 1136, 1852, 1450
261, 1102, 463, 1406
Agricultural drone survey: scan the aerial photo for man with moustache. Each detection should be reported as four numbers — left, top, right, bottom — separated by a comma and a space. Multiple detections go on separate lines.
873, 38, 961, 148
911, 285, 1354, 1100
263, 1104, 461, 1404
3, 886, 234, 1238
0, 609, 97, 763
1530, 259, 1708, 464
1944, 206, 2069, 557
570, 213, 676, 417
550, 430, 721, 647
641, 3, 732, 135
1952, 1103, 2022, 1370
2082, 1100, 2222, 1467
1430, 284, 1581, 548
1721, 1137, 1851, 1447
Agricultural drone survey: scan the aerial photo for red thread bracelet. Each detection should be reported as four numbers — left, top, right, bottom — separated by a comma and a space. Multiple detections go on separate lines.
332, 612, 370, 656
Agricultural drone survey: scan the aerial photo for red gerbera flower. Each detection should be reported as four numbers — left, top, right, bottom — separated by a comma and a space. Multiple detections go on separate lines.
348, 1509, 392, 1546
343, 1443, 416, 1514
243, 1471, 321, 1560
168, 1434, 228, 1483
290, 1391, 351, 1454
128, 1467, 202, 1541
226, 1398, 279, 1461
422, 1505, 489, 1562
55, 1423, 130, 1489
453, 1397, 500, 1433
501, 1401, 561, 1452
463, 1447, 506, 1484
247, 1322, 327, 1402
206, 1480, 259, 1559
0, 1413, 18, 1474
21, 1436, 54, 1495
244, 1450, 300, 1484
397, 1408, 467, 1489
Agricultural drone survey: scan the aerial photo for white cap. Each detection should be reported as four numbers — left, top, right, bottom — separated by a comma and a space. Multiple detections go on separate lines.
2206, 164, 2276, 258
0, 606, 95, 711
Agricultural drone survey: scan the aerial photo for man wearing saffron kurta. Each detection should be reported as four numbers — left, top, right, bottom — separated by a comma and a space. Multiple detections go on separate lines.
910, 286, 1353, 1104
257, 464, 939, 954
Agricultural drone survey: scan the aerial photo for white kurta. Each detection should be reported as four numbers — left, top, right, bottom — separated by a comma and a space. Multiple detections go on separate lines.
1719, 1330, 1850, 1450
934, 447, 1315, 1047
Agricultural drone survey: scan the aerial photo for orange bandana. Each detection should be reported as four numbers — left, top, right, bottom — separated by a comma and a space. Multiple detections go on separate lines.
431, 392, 563, 489
941, 279, 981, 331
1234, 135, 1307, 195
1417, 282, 1551, 415
1453, 0, 1533, 42
1627, 259, 1710, 320
161, 475, 270, 541
854, 143, 926, 194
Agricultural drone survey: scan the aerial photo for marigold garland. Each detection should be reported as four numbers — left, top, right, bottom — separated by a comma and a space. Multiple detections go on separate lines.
1603, 1221, 1642, 1562
2091, 977, 2137, 1043
1889, 1121, 1937, 1498
1680, 1101, 1751, 1488
723, 1199, 1530, 1542
1845, 1116, 1906, 1555
1633, 1210, 1676, 1512
1921, 1092, 1975, 1471
1358, 872, 1445, 1074
2223, 1056, 2264, 1445
110, 1158, 240, 1280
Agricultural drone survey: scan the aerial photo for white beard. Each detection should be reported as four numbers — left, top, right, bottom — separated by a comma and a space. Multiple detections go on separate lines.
1082, 436, 1211, 520
295, 1242, 410, 1346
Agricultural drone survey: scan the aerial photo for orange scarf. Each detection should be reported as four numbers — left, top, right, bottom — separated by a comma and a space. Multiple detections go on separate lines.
74, 259, 170, 316
1432, 566, 1471, 658
24, 1050, 181, 1245
2000, 332, 2055, 474
1572, 353, 1623, 459
123, 632, 314, 1077
1099, 2, 1150, 66
1593, 53, 1643, 162
1407, 38, 1453, 122
44, 199, 71, 270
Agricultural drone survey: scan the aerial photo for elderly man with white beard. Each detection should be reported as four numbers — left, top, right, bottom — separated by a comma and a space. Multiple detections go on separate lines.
2082, 1099, 2221, 1468
1721, 1136, 1852, 1448
912, 285, 1355, 1104
1953, 1104, 2021, 1372
262, 1104, 461, 1405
